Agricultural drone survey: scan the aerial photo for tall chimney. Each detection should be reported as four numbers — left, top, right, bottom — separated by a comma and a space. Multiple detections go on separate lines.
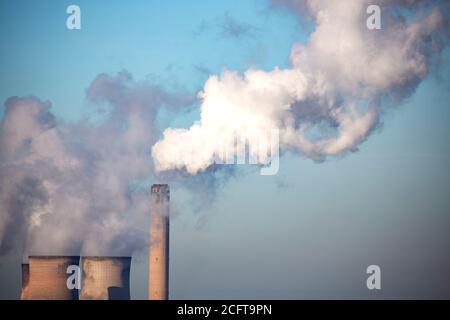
148, 184, 170, 300
80, 256, 131, 300
26, 256, 80, 300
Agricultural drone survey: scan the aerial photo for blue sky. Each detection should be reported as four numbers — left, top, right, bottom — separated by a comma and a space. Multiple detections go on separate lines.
1, 0, 450, 299
0, 0, 305, 121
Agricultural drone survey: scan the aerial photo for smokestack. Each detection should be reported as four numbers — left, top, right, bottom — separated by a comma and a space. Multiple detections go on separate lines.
148, 184, 170, 300
20, 263, 30, 300
26, 256, 80, 300
80, 256, 131, 300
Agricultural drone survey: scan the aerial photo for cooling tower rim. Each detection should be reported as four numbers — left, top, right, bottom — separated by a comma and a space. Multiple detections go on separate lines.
81, 256, 132, 260
29, 255, 80, 259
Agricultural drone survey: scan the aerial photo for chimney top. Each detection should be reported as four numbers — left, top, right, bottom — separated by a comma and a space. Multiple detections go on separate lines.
151, 184, 169, 194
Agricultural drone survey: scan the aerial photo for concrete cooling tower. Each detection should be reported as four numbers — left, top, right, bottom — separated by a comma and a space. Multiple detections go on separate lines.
26, 256, 80, 300
80, 256, 131, 300
148, 184, 170, 300
20, 263, 30, 300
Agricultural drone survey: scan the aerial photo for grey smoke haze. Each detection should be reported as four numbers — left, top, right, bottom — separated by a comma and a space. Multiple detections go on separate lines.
152, 0, 449, 173
0, 71, 193, 256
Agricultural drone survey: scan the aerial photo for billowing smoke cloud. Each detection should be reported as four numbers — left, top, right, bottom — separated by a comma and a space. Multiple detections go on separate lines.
1, 0, 448, 258
0, 71, 193, 256
152, 0, 449, 174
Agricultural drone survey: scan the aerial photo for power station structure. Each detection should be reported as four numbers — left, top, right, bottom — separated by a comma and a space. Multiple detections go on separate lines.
81, 256, 131, 300
21, 256, 132, 300
26, 256, 80, 300
20, 184, 170, 300
148, 184, 170, 300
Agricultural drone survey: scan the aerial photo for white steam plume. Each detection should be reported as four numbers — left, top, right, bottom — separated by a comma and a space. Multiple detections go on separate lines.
152, 0, 449, 174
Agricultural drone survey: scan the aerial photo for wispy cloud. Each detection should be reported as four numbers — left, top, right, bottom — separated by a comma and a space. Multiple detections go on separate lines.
193, 13, 260, 41
219, 13, 259, 40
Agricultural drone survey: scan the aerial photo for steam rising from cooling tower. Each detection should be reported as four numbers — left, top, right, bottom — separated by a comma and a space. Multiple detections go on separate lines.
0, 73, 192, 257
81, 256, 131, 300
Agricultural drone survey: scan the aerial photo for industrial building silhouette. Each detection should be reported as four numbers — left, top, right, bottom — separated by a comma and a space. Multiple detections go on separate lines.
20, 184, 170, 300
